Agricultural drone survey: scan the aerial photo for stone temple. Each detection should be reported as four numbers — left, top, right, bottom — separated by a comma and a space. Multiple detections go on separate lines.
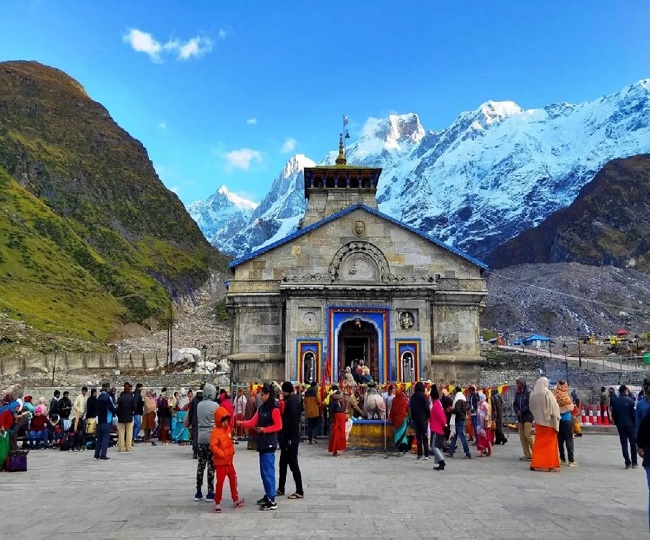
226, 136, 488, 385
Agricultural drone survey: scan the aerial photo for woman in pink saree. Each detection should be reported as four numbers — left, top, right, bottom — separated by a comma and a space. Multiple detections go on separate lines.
476, 392, 492, 457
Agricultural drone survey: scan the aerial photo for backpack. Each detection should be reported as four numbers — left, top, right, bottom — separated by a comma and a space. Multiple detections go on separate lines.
454, 399, 468, 415
60, 433, 74, 451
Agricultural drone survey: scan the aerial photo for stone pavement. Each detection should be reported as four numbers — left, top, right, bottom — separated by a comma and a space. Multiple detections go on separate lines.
1, 434, 648, 539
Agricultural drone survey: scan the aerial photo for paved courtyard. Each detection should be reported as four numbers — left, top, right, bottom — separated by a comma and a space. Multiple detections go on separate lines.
1, 433, 647, 539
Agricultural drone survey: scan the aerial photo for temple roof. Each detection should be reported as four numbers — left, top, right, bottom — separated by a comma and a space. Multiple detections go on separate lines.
228, 203, 489, 270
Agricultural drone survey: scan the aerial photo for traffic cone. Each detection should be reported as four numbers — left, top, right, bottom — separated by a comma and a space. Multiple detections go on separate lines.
596, 404, 602, 425
603, 410, 610, 426
580, 406, 587, 425
588, 404, 594, 426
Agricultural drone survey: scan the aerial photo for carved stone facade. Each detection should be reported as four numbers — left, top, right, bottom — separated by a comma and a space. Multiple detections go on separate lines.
227, 153, 487, 384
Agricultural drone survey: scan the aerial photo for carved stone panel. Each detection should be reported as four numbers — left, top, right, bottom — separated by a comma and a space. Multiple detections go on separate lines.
297, 307, 321, 330
329, 241, 390, 282
340, 253, 378, 282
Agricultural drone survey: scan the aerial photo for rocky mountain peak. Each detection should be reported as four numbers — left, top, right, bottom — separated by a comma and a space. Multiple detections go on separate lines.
281, 154, 316, 177
472, 100, 523, 129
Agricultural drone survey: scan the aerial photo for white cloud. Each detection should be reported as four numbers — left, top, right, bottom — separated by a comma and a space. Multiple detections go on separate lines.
123, 28, 215, 62
172, 36, 213, 60
218, 28, 227, 40
123, 29, 163, 62
281, 137, 297, 153
224, 148, 263, 170
157, 121, 167, 130
246, 117, 257, 125
170, 186, 180, 195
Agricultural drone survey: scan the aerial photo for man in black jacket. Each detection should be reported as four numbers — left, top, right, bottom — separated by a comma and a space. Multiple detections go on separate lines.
277, 381, 304, 499
513, 378, 534, 461
611, 385, 638, 469
94, 384, 116, 460
188, 384, 204, 459
58, 391, 73, 430
409, 382, 430, 460
116, 382, 135, 452
132, 383, 144, 445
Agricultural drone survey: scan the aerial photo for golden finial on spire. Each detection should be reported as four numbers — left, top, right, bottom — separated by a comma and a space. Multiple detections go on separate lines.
335, 133, 347, 166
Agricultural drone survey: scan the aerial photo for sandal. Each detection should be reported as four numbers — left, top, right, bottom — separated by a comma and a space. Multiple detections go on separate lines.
288, 493, 304, 499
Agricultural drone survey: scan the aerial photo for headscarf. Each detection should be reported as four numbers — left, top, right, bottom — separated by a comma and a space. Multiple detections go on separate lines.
143, 390, 157, 414
389, 390, 409, 428
529, 377, 560, 431
571, 389, 579, 405
553, 382, 573, 412
452, 390, 466, 408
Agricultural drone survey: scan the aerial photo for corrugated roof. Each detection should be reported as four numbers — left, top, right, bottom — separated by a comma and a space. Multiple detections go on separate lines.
228, 204, 489, 270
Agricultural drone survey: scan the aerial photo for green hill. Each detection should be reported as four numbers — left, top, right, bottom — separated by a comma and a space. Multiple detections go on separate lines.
0, 61, 227, 346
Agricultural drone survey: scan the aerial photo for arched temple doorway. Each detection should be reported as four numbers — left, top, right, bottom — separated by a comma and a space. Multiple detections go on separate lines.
337, 319, 379, 382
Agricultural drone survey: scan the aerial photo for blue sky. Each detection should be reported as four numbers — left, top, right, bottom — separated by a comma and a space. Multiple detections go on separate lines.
1, 1, 649, 205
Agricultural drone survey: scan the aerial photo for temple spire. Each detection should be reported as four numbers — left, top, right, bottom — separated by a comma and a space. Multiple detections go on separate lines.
335, 133, 347, 166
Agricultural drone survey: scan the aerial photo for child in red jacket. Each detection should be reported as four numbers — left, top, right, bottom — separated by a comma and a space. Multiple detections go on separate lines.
209, 407, 245, 513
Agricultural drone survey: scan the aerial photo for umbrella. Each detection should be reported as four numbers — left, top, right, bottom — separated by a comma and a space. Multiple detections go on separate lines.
616, 328, 628, 336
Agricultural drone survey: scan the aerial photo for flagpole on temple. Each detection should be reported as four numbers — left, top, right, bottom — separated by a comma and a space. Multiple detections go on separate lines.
343, 114, 350, 152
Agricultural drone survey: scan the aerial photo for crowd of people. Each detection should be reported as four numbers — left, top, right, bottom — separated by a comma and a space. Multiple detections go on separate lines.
5, 374, 650, 528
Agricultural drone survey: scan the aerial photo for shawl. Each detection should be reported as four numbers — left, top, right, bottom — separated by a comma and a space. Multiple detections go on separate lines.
143, 394, 157, 415
389, 391, 409, 428
553, 382, 573, 413
530, 377, 560, 431
452, 391, 466, 407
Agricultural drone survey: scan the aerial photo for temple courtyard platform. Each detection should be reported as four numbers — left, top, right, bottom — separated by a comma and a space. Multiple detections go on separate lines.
0, 433, 647, 539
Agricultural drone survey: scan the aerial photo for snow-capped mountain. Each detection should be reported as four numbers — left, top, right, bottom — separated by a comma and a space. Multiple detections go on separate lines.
192, 80, 650, 259
187, 186, 258, 245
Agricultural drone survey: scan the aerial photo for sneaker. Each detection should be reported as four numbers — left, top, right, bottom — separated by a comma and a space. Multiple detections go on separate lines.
256, 495, 269, 506
416, 456, 422, 460
423, 456, 430, 461
206, 492, 215, 502
464, 454, 472, 459
233, 498, 245, 509
625, 464, 631, 470
632, 464, 638, 469
213, 504, 222, 513
261, 499, 277, 511
194, 490, 203, 502
560, 459, 568, 465
568, 461, 578, 467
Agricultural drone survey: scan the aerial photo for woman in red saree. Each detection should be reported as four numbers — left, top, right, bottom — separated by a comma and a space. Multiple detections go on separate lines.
328, 390, 346, 456
529, 377, 561, 472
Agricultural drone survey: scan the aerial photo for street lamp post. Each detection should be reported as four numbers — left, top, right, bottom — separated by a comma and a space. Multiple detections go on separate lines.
577, 339, 582, 368
562, 342, 569, 385
51, 345, 59, 387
